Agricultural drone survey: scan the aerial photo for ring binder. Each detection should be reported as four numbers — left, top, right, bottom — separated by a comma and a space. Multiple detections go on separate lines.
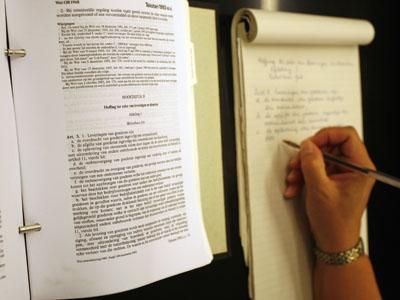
4, 48, 26, 57
18, 223, 42, 234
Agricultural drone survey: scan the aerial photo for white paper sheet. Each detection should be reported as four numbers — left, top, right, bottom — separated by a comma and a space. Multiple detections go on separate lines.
6, 0, 211, 299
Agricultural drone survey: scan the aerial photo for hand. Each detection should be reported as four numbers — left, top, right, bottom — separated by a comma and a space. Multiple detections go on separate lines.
284, 127, 376, 252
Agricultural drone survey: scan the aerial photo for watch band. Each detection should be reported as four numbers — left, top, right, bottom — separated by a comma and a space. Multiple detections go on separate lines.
315, 237, 365, 265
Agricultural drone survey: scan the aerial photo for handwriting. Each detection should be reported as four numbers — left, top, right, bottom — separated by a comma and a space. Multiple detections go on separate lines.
257, 57, 354, 82
252, 87, 346, 142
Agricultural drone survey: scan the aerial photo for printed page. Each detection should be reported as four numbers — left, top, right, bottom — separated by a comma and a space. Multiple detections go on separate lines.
0, 0, 30, 298
6, 0, 211, 299
240, 43, 364, 299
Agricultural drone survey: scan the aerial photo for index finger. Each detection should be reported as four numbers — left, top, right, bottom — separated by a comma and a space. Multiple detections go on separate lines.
309, 126, 375, 169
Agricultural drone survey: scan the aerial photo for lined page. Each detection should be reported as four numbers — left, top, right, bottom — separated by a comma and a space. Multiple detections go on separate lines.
240, 44, 364, 299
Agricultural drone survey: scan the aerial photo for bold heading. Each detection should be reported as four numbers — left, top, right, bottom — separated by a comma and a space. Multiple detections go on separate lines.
55, 0, 80, 4
145, 2, 172, 11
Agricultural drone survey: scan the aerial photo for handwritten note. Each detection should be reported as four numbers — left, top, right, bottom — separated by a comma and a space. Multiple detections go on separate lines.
253, 86, 348, 142
239, 44, 363, 299
257, 57, 354, 82
243, 46, 362, 146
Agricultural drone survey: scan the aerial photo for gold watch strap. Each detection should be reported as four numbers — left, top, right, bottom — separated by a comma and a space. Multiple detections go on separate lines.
315, 237, 365, 265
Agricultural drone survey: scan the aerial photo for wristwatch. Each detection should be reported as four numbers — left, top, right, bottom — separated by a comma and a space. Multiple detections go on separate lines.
315, 238, 365, 265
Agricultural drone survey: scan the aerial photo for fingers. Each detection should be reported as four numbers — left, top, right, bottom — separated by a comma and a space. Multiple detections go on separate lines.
284, 154, 304, 198
287, 168, 303, 183
283, 126, 375, 199
299, 140, 329, 188
310, 126, 375, 169
288, 155, 301, 170
284, 184, 302, 199
311, 126, 361, 146
284, 139, 329, 198
284, 156, 303, 198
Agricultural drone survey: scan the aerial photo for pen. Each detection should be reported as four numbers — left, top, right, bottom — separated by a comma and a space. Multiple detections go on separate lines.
283, 139, 400, 189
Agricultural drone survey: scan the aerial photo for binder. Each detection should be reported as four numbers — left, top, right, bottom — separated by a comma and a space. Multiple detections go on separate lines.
1, 1, 214, 299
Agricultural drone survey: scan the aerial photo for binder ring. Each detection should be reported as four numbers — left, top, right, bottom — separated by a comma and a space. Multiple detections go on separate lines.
19, 223, 42, 234
4, 49, 26, 57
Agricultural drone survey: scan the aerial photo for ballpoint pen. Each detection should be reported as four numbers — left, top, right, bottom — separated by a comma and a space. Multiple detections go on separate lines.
283, 139, 400, 189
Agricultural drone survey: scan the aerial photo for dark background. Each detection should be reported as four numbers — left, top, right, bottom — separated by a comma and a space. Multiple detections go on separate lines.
88, 0, 398, 299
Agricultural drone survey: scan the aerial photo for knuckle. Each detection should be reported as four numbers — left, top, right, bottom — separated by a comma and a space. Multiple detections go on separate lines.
344, 126, 359, 138
315, 127, 330, 136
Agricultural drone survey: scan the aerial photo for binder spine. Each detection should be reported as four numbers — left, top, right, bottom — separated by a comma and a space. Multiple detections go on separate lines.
4, 48, 26, 57
5, 48, 37, 233
19, 223, 41, 234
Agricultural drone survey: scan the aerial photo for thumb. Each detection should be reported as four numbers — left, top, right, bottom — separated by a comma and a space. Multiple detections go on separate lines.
300, 140, 329, 187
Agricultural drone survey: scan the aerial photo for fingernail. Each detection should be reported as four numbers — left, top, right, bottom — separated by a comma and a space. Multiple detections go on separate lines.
283, 186, 292, 199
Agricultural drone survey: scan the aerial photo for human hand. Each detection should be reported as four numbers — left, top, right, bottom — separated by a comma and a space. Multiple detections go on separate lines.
284, 127, 376, 252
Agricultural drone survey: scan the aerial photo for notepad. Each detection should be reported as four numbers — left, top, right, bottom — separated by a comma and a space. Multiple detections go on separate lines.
231, 9, 374, 299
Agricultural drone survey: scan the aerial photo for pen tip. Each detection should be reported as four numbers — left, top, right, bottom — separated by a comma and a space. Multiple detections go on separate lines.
282, 140, 300, 149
